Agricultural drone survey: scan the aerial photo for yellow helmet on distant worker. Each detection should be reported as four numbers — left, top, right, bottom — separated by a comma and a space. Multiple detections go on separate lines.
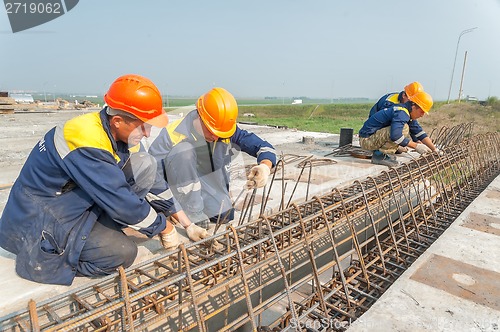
196, 87, 238, 138
410, 91, 433, 113
404, 81, 424, 99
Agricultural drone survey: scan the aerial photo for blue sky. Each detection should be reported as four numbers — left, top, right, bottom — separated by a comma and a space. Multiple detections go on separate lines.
1, 0, 499, 100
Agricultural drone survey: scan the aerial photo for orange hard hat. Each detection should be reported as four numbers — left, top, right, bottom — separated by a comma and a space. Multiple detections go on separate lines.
196, 87, 238, 138
404, 81, 424, 99
410, 91, 433, 113
104, 74, 167, 127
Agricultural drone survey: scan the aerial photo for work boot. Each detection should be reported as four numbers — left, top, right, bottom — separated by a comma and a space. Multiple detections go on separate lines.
186, 211, 210, 230
371, 150, 399, 167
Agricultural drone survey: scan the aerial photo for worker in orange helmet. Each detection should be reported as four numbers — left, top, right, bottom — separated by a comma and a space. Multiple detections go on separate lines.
367, 82, 442, 156
359, 91, 440, 167
148, 87, 276, 228
369, 82, 424, 118
0, 74, 203, 285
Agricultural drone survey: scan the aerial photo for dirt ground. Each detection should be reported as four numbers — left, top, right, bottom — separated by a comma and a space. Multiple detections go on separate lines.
419, 103, 500, 135
0, 108, 340, 212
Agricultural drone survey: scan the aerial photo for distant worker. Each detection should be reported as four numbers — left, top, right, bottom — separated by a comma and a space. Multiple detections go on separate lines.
0, 74, 207, 285
369, 81, 424, 118
148, 87, 277, 228
359, 91, 440, 167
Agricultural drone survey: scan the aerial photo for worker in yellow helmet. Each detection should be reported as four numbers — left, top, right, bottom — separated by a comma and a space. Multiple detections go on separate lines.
0, 74, 197, 285
369, 81, 424, 117
148, 87, 276, 228
359, 91, 440, 167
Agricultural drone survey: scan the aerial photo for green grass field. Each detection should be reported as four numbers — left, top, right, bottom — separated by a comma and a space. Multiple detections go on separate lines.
36, 94, 499, 134
238, 103, 371, 133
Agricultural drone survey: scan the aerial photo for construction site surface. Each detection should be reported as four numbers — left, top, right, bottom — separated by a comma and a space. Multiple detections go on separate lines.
0, 108, 499, 331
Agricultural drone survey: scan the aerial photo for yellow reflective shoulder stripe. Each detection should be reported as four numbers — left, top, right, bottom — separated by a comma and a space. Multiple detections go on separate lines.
387, 93, 399, 104
166, 118, 187, 146
394, 106, 410, 117
60, 112, 120, 162
129, 144, 140, 153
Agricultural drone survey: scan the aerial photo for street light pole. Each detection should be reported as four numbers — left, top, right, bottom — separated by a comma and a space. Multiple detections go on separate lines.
446, 27, 477, 104
458, 50, 468, 103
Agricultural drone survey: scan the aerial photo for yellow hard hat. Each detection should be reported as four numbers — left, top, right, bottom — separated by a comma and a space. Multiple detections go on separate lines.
410, 91, 433, 113
196, 87, 238, 138
404, 81, 424, 99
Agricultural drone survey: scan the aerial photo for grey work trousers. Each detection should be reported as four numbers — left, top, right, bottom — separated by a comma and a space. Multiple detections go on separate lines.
76, 152, 157, 277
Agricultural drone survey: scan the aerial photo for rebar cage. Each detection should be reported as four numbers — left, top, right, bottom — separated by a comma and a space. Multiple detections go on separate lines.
1, 129, 499, 332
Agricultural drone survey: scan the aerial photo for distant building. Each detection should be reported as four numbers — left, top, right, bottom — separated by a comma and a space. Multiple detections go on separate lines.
9, 93, 34, 103
292, 99, 303, 105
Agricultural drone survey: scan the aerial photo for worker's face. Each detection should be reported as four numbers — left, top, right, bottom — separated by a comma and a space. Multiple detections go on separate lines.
194, 118, 219, 142
113, 116, 152, 146
410, 104, 426, 120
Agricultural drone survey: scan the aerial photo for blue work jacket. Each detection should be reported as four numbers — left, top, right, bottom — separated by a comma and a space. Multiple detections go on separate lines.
0, 109, 167, 285
148, 110, 277, 188
359, 102, 428, 146
368, 92, 403, 118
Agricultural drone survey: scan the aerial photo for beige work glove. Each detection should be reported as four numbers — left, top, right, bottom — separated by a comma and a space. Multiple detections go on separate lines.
158, 226, 180, 249
415, 143, 432, 155
434, 148, 444, 156
246, 164, 271, 189
186, 223, 209, 242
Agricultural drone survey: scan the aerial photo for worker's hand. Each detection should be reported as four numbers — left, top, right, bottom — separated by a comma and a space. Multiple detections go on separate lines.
246, 164, 271, 189
397, 146, 409, 153
186, 223, 209, 242
158, 226, 180, 249
415, 144, 432, 155
434, 148, 444, 156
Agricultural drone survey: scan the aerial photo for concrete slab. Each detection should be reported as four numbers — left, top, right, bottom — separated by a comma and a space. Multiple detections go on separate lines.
461, 212, 500, 237
410, 254, 500, 311
348, 175, 500, 332
3, 108, 491, 330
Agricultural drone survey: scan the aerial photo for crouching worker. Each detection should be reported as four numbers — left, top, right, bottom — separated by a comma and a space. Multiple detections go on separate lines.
359, 91, 438, 167
148, 87, 277, 228
368, 81, 425, 118
0, 74, 205, 286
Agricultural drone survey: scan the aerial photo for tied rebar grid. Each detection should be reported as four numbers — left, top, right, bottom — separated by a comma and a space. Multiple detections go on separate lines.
1, 132, 499, 332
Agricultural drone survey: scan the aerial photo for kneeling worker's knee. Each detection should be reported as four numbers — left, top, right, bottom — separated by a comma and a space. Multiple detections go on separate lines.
116, 241, 138, 269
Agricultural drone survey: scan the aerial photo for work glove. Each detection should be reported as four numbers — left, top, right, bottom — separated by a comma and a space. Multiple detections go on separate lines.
415, 144, 432, 155
186, 223, 210, 242
158, 226, 180, 249
434, 148, 444, 156
246, 164, 271, 189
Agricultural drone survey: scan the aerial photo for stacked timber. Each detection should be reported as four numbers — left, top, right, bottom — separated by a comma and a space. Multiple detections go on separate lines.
0, 96, 16, 114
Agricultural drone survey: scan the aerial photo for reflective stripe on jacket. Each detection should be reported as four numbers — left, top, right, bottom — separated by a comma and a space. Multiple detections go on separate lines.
368, 92, 402, 118
359, 104, 420, 147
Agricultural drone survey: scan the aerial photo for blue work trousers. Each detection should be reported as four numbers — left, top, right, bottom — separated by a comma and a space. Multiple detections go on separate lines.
76, 152, 156, 277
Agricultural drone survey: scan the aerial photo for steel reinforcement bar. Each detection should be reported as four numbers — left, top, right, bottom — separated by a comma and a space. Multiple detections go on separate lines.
0, 132, 499, 332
